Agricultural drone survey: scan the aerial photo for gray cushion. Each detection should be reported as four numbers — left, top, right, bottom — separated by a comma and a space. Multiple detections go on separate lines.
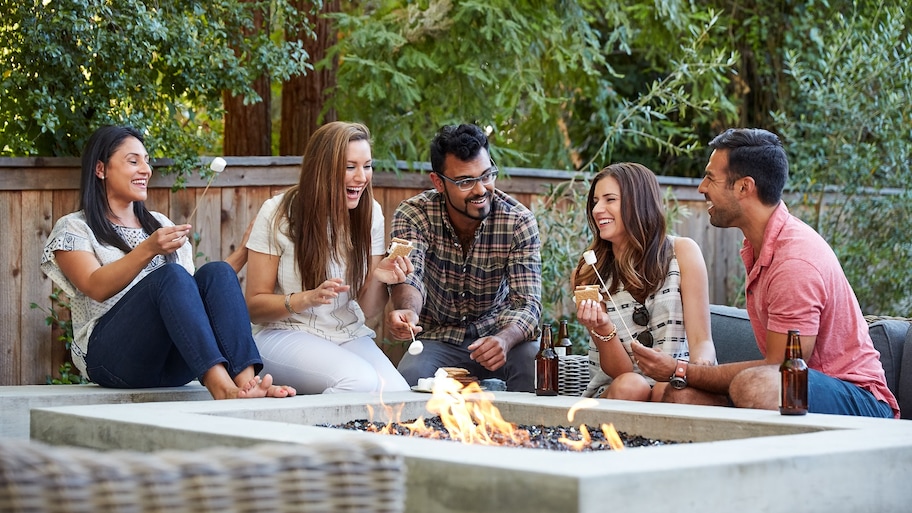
710, 304, 763, 364
868, 319, 912, 420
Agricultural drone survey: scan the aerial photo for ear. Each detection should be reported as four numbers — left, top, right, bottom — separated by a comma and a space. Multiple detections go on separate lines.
95, 161, 105, 180
429, 172, 445, 193
738, 177, 755, 195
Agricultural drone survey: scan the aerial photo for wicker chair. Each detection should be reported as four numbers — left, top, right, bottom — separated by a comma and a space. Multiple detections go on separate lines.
558, 354, 591, 396
0, 438, 405, 513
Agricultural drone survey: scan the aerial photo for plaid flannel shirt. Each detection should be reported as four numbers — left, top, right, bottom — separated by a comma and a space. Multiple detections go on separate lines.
391, 188, 542, 345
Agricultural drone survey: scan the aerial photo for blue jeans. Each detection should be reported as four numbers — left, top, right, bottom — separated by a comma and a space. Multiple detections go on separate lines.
397, 337, 536, 392
808, 369, 894, 418
85, 262, 262, 388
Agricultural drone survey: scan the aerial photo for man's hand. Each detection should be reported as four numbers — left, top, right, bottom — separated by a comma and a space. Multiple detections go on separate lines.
388, 309, 421, 341
468, 335, 508, 371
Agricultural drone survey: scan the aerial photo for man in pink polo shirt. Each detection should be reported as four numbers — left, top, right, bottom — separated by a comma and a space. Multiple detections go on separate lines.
631, 128, 898, 418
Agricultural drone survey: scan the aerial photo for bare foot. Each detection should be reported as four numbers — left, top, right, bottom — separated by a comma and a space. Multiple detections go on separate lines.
237, 374, 297, 398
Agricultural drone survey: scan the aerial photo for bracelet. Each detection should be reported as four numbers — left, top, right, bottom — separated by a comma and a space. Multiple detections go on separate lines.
284, 293, 297, 315
589, 327, 617, 342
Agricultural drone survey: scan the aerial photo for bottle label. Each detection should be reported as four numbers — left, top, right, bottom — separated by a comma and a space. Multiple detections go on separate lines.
554, 347, 567, 357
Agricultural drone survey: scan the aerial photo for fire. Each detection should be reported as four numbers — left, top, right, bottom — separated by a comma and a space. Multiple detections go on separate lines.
367, 377, 624, 451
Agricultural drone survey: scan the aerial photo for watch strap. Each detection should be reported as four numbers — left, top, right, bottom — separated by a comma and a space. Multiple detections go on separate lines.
674, 359, 688, 379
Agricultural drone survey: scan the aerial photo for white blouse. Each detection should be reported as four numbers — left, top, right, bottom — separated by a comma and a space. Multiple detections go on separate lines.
246, 193, 385, 342
40, 211, 194, 376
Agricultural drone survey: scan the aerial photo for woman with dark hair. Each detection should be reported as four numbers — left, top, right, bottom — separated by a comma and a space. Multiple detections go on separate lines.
245, 121, 412, 394
41, 125, 295, 399
572, 162, 717, 401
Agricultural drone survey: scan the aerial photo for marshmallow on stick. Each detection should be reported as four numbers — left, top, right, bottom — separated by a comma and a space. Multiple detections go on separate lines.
187, 157, 227, 221
580, 250, 636, 347
407, 323, 423, 355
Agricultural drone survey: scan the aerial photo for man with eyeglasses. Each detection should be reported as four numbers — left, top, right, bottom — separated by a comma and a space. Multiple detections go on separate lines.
632, 128, 898, 418
387, 123, 542, 392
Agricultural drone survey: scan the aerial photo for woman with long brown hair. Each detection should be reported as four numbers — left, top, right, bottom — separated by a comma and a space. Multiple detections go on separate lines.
572, 162, 717, 401
245, 121, 411, 394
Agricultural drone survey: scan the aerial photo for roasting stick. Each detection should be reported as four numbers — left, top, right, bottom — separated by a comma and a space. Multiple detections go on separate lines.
583, 250, 638, 366
187, 157, 227, 222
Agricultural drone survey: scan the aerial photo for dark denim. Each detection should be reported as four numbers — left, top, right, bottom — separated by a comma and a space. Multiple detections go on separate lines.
85, 262, 262, 388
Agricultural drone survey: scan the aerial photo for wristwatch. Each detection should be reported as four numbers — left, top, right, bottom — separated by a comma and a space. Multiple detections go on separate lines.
669, 360, 688, 390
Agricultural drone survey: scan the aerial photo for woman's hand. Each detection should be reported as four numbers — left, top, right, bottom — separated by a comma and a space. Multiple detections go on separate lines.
576, 299, 614, 335
372, 255, 414, 285
142, 224, 192, 256
289, 278, 350, 312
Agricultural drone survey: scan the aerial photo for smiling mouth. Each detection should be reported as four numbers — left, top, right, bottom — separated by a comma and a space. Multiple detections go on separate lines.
132, 179, 147, 187
346, 186, 364, 198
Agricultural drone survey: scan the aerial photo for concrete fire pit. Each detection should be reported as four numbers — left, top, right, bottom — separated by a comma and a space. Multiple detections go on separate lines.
30, 391, 912, 513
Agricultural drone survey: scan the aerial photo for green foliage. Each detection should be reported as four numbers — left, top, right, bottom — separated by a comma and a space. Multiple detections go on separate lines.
325, 1, 737, 173
772, 1, 912, 315
0, 0, 316, 180
29, 288, 88, 384
534, 177, 592, 354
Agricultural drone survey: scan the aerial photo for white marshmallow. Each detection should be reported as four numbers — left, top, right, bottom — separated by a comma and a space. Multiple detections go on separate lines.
583, 250, 597, 265
408, 340, 424, 355
209, 157, 227, 173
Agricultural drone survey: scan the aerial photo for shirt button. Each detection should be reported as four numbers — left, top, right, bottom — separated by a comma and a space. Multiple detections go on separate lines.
461, 316, 467, 322
462, 267, 466, 272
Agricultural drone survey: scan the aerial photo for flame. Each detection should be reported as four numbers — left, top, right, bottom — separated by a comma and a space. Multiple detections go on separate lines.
366, 378, 623, 451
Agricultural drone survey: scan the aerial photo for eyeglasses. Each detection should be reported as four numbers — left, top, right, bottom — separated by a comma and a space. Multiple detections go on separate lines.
632, 305, 654, 348
436, 168, 498, 192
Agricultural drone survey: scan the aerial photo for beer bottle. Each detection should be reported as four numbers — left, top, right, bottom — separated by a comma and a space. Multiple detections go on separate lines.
535, 323, 559, 396
779, 330, 808, 415
555, 319, 573, 357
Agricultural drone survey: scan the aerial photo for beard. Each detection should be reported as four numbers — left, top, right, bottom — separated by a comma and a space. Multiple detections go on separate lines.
444, 188, 493, 222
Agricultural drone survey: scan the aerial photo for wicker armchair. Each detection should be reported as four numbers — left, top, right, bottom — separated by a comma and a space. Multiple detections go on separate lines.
0, 438, 405, 513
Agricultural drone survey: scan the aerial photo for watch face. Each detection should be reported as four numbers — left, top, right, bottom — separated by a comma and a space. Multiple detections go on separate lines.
670, 377, 687, 390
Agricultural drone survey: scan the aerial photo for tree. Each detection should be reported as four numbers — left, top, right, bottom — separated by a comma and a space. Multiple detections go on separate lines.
772, 1, 912, 315
0, 0, 315, 178
223, 0, 273, 156
324, 1, 737, 174
280, 0, 340, 156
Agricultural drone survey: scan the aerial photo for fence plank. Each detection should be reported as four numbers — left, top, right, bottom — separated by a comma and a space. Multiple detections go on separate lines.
0, 192, 23, 384
20, 191, 56, 383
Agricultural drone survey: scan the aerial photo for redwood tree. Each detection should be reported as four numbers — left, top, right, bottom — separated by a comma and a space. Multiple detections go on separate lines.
223, 2, 272, 156
280, 0, 341, 156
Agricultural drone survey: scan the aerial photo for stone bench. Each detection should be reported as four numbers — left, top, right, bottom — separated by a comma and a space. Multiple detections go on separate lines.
0, 383, 210, 439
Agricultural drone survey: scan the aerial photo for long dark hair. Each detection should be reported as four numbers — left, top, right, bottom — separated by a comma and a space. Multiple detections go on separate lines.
572, 162, 672, 302
80, 126, 163, 253
277, 121, 374, 295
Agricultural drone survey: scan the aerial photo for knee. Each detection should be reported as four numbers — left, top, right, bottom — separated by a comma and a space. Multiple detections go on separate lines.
151, 263, 194, 288
331, 372, 381, 393
603, 373, 651, 401
195, 261, 234, 282
730, 366, 777, 409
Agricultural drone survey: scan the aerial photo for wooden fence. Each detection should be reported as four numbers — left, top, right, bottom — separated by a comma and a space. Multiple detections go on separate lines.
0, 157, 744, 385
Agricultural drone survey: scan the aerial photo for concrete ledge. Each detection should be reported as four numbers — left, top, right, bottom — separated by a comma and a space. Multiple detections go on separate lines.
0, 383, 210, 439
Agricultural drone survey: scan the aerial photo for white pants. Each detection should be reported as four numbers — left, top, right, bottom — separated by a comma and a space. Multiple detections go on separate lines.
254, 329, 409, 394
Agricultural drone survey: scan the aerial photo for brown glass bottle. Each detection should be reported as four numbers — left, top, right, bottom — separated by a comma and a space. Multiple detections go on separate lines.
535, 323, 559, 396
555, 319, 573, 357
780, 329, 809, 415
